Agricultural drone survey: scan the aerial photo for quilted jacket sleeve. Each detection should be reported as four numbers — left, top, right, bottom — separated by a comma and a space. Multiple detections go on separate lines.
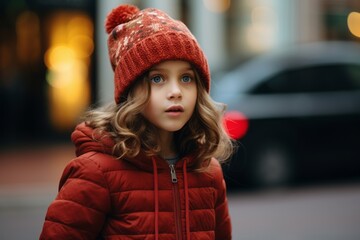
40, 156, 111, 240
212, 159, 232, 240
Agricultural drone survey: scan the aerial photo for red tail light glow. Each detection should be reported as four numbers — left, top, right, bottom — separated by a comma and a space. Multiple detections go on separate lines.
223, 111, 249, 140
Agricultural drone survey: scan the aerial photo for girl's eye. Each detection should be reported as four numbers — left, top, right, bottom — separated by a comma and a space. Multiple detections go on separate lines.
150, 75, 163, 84
181, 75, 192, 83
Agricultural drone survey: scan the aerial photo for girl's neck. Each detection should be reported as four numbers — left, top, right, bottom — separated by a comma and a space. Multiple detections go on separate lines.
158, 130, 177, 159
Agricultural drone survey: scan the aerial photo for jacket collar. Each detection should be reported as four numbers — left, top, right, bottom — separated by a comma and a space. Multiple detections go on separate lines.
71, 122, 196, 171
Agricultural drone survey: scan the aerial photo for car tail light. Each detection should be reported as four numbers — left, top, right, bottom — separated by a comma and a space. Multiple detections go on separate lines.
223, 111, 249, 140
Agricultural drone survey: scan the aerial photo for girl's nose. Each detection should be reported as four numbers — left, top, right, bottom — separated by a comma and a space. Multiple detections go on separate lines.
167, 81, 182, 99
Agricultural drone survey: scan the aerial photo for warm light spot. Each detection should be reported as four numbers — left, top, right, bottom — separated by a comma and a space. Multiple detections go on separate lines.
47, 60, 90, 131
44, 12, 93, 131
44, 46, 75, 69
68, 35, 94, 58
251, 6, 275, 23
46, 60, 86, 88
348, 12, 360, 38
245, 5, 277, 52
245, 23, 274, 51
203, 0, 231, 13
68, 16, 94, 37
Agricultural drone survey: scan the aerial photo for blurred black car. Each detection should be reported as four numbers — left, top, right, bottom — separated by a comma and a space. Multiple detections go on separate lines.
211, 41, 360, 189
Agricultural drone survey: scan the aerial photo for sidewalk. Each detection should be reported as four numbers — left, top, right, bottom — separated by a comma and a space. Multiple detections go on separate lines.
0, 143, 76, 239
0, 143, 75, 207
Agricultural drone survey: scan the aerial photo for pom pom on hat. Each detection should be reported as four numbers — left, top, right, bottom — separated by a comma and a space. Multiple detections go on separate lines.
105, 5, 140, 34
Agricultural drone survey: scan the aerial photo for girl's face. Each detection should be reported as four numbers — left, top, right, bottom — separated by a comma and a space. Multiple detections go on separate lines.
141, 60, 197, 134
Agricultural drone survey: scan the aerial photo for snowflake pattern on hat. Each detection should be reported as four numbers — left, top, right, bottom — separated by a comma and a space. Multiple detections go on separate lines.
110, 9, 194, 67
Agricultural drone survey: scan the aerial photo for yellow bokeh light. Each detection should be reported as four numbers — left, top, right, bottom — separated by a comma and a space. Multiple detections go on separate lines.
47, 59, 90, 131
44, 45, 75, 69
46, 60, 87, 88
348, 12, 360, 38
245, 5, 277, 52
44, 12, 93, 131
203, 0, 231, 13
251, 6, 275, 23
68, 35, 94, 58
68, 16, 93, 37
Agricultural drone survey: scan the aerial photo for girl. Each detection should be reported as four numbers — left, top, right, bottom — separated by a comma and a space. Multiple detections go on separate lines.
40, 4, 233, 240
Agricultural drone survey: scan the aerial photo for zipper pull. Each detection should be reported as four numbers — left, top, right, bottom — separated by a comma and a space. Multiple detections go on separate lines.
169, 164, 178, 183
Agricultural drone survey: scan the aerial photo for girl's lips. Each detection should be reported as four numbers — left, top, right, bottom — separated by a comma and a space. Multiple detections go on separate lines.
165, 105, 184, 112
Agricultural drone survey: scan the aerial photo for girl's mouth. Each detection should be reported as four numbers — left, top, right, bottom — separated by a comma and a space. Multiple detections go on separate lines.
165, 105, 184, 112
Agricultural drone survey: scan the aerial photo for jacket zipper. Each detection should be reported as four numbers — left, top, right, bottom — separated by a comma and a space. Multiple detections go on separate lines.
169, 164, 182, 240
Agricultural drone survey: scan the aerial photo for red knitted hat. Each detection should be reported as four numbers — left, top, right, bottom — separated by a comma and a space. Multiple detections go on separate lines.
105, 4, 210, 103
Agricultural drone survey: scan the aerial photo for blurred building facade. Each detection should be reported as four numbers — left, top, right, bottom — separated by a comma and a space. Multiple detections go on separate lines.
0, 0, 359, 146
0, 0, 96, 147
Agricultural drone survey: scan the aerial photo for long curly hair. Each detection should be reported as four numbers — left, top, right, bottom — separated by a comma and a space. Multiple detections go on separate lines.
83, 68, 234, 170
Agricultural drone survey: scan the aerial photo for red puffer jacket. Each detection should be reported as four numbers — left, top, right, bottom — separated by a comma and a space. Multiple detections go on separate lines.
40, 123, 232, 239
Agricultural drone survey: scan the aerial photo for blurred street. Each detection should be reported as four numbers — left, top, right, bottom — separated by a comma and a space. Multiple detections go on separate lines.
229, 184, 360, 240
1, 144, 360, 240
0, 143, 73, 240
